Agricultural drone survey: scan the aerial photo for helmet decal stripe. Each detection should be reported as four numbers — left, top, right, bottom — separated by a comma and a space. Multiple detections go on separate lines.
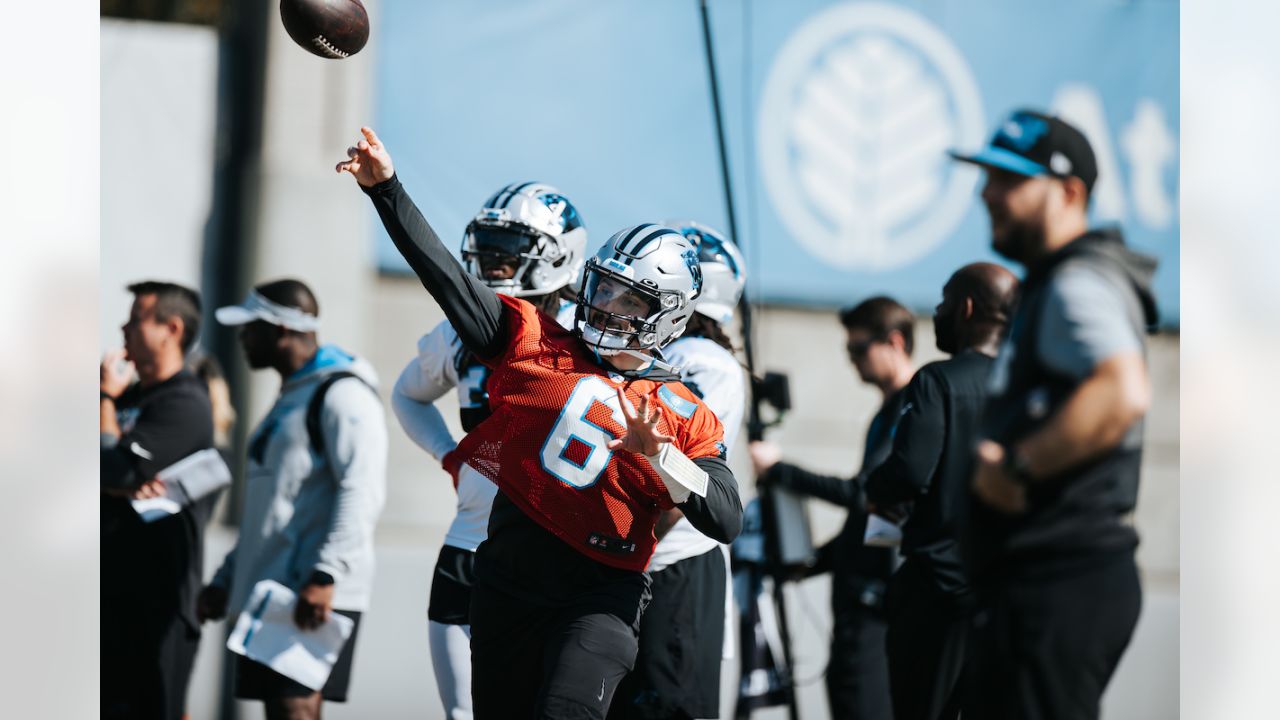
488, 182, 519, 209
627, 228, 680, 256
498, 181, 540, 209
616, 223, 657, 254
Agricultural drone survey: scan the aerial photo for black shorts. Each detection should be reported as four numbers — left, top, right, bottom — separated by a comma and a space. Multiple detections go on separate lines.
429, 544, 476, 625
234, 609, 362, 703
610, 547, 727, 720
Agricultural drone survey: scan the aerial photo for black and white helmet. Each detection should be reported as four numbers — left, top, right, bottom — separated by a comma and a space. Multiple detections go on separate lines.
577, 223, 703, 357
462, 182, 587, 297
666, 220, 746, 326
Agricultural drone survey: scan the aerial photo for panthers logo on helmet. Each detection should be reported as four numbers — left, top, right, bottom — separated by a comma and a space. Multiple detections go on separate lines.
539, 192, 584, 234
682, 248, 704, 297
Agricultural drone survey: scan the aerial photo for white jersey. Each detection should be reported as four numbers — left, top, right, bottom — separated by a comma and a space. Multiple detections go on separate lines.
647, 336, 746, 571
649, 335, 746, 659
392, 306, 577, 551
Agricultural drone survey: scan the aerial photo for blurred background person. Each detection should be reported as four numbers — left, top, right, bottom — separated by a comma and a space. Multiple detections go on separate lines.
611, 222, 747, 720
196, 278, 388, 720
189, 352, 236, 452
749, 297, 917, 720
391, 181, 587, 720
101, 281, 216, 720
861, 262, 1018, 720
951, 109, 1157, 720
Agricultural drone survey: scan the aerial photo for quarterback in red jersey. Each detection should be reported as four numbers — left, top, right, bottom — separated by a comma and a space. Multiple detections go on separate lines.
457, 292, 728, 571
338, 127, 742, 720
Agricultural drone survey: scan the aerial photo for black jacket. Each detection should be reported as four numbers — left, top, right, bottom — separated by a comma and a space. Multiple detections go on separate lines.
764, 387, 907, 612
864, 351, 994, 598
101, 369, 216, 632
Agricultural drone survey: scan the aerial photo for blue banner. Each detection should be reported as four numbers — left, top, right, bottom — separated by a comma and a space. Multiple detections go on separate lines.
373, 0, 1178, 324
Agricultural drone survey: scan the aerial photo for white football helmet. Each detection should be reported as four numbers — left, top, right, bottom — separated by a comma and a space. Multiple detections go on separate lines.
577, 223, 703, 358
462, 182, 587, 297
665, 220, 746, 326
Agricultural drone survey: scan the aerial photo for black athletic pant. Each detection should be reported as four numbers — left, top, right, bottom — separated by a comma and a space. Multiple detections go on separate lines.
610, 547, 726, 720
884, 559, 972, 720
965, 550, 1142, 720
101, 604, 200, 720
470, 577, 644, 719
826, 604, 893, 720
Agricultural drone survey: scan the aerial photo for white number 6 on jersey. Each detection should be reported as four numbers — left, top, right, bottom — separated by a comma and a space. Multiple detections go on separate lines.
540, 376, 627, 489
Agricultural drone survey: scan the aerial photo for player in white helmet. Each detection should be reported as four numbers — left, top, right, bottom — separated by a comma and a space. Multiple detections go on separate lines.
610, 221, 748, 720
391, 181, 587, 720
343, 125, 741, 719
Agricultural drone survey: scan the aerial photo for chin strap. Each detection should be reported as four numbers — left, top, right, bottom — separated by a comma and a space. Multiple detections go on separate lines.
612, 347, 683, 381
588, 346, 682, 382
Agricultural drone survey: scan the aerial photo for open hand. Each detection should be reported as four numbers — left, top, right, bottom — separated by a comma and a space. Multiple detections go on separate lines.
336, 126, 395, 187
606, 386, 675, 456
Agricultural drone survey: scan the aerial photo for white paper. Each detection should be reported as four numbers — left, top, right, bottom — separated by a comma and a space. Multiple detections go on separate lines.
863, 513, 903, 547
132, 448, 231, 522
226, 580, 354, 691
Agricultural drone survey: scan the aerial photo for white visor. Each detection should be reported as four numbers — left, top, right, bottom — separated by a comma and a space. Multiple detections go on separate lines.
215, 290, 320, 332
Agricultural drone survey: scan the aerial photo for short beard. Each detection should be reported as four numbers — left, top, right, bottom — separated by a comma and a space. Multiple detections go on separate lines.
992, 217, 1045, 264
934, 325, 956, 355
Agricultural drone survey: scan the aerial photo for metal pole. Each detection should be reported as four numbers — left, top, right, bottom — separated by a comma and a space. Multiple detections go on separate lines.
203, 1, 271, 718
698, 2, 799, 719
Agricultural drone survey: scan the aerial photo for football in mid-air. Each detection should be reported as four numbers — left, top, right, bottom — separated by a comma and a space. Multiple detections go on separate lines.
280, 0, 370, 60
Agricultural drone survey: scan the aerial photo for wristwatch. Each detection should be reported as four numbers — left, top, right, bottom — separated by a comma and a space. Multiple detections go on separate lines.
100, 390, 117, 402
1003, 446, 1035, 484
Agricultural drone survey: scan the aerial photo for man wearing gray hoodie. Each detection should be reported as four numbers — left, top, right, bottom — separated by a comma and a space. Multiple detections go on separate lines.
951, 110, 1157, 720
197, 278, 387, 720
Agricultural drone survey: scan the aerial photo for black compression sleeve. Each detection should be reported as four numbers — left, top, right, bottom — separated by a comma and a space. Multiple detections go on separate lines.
766, 461, 864, 509
678, 456, 743, 544
363, 175, 506, 358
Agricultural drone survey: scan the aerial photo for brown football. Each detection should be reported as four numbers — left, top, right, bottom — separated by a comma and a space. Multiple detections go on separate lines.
279, 0, 370, 60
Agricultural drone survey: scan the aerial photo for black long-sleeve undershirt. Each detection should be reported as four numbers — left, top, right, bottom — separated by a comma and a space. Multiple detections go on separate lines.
361, 174, 740, 544
683, 455, 742, 543
363, 175, 506, 359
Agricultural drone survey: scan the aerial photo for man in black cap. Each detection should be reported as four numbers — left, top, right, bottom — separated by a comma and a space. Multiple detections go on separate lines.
950, 109, 1159, 720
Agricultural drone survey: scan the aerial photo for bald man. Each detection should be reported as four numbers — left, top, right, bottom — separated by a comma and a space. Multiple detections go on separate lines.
862, 262, 1018, 720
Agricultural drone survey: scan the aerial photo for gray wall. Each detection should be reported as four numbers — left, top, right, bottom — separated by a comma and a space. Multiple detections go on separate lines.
100, 18, 218, 349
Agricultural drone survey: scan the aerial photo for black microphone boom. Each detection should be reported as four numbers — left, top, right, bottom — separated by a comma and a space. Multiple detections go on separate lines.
698, 2, 800, 719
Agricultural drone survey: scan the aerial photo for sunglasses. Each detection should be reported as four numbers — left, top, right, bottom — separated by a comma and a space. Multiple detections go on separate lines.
846, 336, 886, 359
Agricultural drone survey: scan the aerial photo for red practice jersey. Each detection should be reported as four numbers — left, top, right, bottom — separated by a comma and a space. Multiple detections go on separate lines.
454, 295, 725, 571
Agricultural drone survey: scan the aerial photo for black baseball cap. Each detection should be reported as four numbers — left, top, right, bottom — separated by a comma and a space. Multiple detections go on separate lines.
949, 109, 1098, 195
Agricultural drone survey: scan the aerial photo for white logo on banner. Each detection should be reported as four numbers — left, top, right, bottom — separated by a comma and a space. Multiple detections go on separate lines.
759, 3, 985, 270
